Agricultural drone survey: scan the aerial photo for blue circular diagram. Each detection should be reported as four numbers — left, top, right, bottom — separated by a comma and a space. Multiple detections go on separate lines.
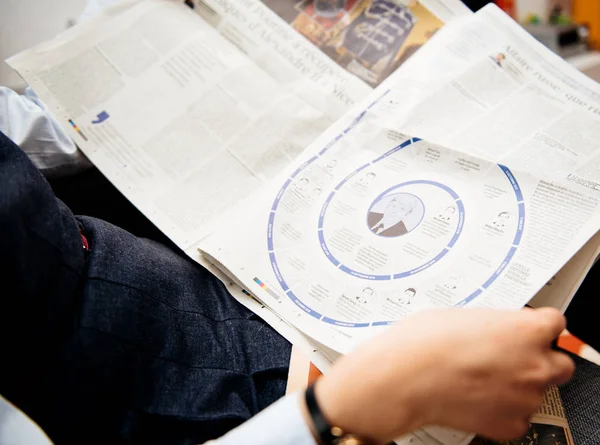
266, 97, 525, 328
317, 180, 464, 281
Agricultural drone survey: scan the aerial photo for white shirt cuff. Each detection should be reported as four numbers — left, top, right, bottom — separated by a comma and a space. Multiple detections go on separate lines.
207, 392, 317, 445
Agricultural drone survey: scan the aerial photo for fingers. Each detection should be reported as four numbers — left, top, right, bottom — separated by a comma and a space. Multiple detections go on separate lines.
521, 307, 566, 346
479, 409, 534, 441
482, 419, 530, 442
547, 351, 576, 385
523, 309, 574, 386
537, 307, 567, 341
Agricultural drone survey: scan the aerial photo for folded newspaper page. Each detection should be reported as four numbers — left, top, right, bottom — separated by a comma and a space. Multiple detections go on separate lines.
7, 0, 465, 250
199, 4, 600, 353
6, 0, 467, 368
8, 0, 359, 249
528, 230, 600, 312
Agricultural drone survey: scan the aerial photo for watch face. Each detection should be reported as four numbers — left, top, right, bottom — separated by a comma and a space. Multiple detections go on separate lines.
314, 0, 347, 17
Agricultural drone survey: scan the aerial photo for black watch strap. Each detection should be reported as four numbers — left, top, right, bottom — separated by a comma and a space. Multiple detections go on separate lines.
305, 384, 342, 445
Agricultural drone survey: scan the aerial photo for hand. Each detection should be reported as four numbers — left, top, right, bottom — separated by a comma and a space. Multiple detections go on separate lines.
308, 308, 574, 444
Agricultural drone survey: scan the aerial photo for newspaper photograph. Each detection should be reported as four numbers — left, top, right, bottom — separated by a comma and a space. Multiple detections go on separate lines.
259, 0, 444, 86
195, 0, 469, 89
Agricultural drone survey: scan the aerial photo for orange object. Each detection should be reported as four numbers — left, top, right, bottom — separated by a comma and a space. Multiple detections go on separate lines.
495, 0, 516, 18
308, 363, 323, 385
558, 331, 587, 355
573, 0, 600, 49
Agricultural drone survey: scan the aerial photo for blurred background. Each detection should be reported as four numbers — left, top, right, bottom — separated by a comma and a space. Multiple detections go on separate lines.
2, 0, 600, 90
465, 0, 600, 80
0, 0, 84, 91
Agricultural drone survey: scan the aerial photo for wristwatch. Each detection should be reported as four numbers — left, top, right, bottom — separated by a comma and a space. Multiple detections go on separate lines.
304, 384, 373, 445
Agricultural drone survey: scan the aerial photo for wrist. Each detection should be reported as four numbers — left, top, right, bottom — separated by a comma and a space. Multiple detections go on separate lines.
313, 379, 352, 436
314, 353, 435, 443
300, 383, 379, 445
299, 389, 321, 444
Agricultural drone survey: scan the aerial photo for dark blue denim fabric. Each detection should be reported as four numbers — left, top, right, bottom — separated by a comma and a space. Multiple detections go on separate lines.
0, 131, 291, 445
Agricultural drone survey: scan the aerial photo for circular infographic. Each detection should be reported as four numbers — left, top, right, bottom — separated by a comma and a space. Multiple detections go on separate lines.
317, 178, 464, 281
266, 123, 524, 328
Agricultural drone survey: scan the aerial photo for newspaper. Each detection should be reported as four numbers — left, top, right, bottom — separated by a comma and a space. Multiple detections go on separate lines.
199, 4, 600, 353
7, 0, 597, 358
6, 0, 350, 249
528, 230, 600, 312
6, 0, 466, 366
7, 0, 465, 250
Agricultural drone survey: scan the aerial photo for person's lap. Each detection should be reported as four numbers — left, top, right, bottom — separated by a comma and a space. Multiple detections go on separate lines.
0, 131, 291, 445
75, 216, 291, 443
